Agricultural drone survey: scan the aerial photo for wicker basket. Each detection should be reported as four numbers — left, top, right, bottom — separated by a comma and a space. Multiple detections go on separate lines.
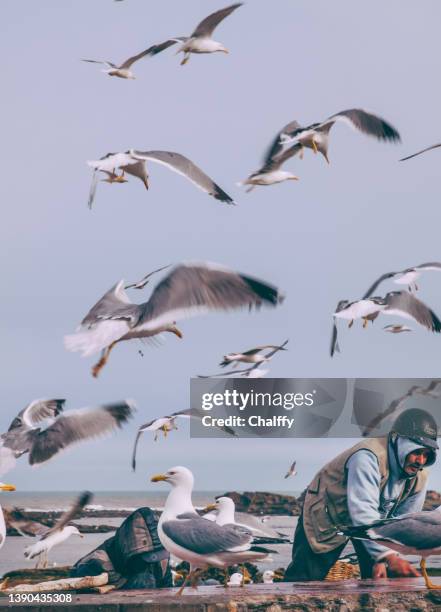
325, 560, 360, 581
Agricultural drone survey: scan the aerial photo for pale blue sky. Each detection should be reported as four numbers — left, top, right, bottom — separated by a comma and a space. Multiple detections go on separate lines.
2, 0, 441, 492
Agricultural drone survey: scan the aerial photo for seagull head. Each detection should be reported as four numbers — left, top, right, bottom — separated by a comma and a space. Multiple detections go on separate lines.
65, 526, 84, 538
151, 466, 194, 489
0, 483, 15, 492
203, 495, 234, 514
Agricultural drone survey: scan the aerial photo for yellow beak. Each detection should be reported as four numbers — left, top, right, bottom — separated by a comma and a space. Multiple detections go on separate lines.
151, 474, 168, 482
202, 503, 217, 513
0, 484, 16, 492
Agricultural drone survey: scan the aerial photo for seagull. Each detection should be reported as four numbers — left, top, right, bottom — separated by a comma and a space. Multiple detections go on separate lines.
64, 262, 284, 378
400, 143, 441, 162
203, 496, 290, 542
199, 340, 288, 378
81, 41, 176, 79
341, 508, 441, 589
227, 571, 251, 586
131, 409, 236, 470
362, 263, 441, 297
267, 109, 400, 165
0, 399, 135, 474
383, 324, 412, 333
284, 460, 297, 479
239, 144, 302, 192
24, 491, 91, 568
331, 292, 441, 357
0, 483, 16, 550
147, 3, 243, 66
87, 150, 234, 208
151, 466, 274, 594
220, 342, 288, 367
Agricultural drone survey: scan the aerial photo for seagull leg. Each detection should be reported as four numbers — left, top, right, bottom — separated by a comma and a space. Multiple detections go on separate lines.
163, 426, 168, 439
363, 318, 368, 329
176, 570, 193, 596
92, 341, 117, 378
180, 53, 190, 66
421, 558, 441, 589
299, 147, 304, 160
323, 152, 330, 164
190, 568, 202, 590
348, 320, 354, 328
241, 565, 251, 587
311, 140, 318, 154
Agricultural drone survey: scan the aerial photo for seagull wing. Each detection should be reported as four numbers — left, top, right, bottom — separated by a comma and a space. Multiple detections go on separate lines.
88, 169, 100, 209
415, 261, 441, 271
400, 143, 441, 162
80, 281, 141, 328
162, 518, 252, 555
43, 491, 93, 538
173, 408, 237, 436
119, 42, 179, 68
27, 401, 135, 465
330, 322, 340, 357
131, 150, 234, 204
264, 121, 302, 164
137, 262, 283, 332
258, 144, 303, 174
125, 265, 172, 290
9, 399, 66, 432
320, 109, 401, 142
120, 160, 149, 189
362, 271, 399, 299
191, 3, 243, 38
81, 59, 116, 68
384, 291, 441, 332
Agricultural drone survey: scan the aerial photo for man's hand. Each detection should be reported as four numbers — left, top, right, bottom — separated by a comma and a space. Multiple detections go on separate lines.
373, 554, 420, 578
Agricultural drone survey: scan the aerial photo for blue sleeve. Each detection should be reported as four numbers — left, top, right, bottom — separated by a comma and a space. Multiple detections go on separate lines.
346, 450, 396, 561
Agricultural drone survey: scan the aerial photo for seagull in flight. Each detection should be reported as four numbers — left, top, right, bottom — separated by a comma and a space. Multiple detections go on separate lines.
284, 460, 297, 479
87, 150, 234, 208
64, 262, 284, 378
362, 262, 441, 297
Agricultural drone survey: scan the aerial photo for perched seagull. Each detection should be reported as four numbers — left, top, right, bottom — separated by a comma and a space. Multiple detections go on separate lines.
341, 509, 441, 589
81, 41, 176, 79
148, 3, 243, 66
220, 342, 288, 367
240, 144, 302, 192
87, 150, 234, 208
0, 399, 134, 474
262, 569, 283, 584
199, 340, 288, 378
284, 460, 297, 479
0, 483, 16, 550
267, 109, 400, 165
151, 466, 274, 594
131, 409, 236, 470
331, 292, 441, 357
64, 262, 284, 378
24, 491, 91, 568
383, 324, 412, 333
203, 496, 289, 541
400, 143, 441, 162
362, 262, 441, 297
227, 571, 251, 586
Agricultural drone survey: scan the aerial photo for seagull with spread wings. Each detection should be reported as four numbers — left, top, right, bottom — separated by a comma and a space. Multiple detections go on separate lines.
361, 262, 441, 297
239, 143, 302, 192
330, 292, 441, 357
147, 3, 243, 66
64, 262, 284, 378
267, 109, 400, 165
131, 409, 236, 470
284, 460, 297, 479
87, 150, 234, 208
198, 340, 288, 378
0, 399, 135, 473
24, 491, 91, 568
81, 41, 175, 79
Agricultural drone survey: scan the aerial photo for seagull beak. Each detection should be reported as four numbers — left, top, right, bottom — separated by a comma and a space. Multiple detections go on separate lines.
202, 503, 217, 513
170, 326, 183, 339
151, 474, 168, 482
0, 484, 16, 491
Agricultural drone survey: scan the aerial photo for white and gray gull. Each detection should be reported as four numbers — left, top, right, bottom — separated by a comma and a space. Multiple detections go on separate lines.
87, 150, 234, 208
146, 3, 243, 66
362, 262, 441, 296
267, 109, 400, 165
64, 262, 284, 378
0, 399, 135, 474
151, 466, 274, 594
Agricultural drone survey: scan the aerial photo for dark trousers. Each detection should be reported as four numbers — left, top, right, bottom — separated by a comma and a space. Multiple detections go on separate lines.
284, 514, 375, 581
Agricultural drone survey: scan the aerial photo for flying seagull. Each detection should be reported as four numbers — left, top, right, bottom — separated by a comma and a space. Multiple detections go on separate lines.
87, 150, 234, 208
125, 265, 171, 290
0, 483, 16, 550
0, 399, 135, 473
220, 342, 288, 367
284, 460, 297, 479
362, 262, 441, 297
341, 508, 441, 589
239, 144, 302, 192
400, 143, 441, 162
131, 408, 236, 470
199, 340, 288, 378
81, 41, 176, 79
267, 109, 400, 164
331, 292, 441, 357
24, 491, 91, 568
147, 3, 243, 66
151, 466, 274, 594
383, 324, 412, 333
64, 262, 284, 378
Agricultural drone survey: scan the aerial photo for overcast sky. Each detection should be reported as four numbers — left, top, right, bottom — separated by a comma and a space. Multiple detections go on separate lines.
2, 0, 441, 493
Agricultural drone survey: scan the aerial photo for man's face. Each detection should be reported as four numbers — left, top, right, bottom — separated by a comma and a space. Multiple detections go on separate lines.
404, 448, 431, 475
